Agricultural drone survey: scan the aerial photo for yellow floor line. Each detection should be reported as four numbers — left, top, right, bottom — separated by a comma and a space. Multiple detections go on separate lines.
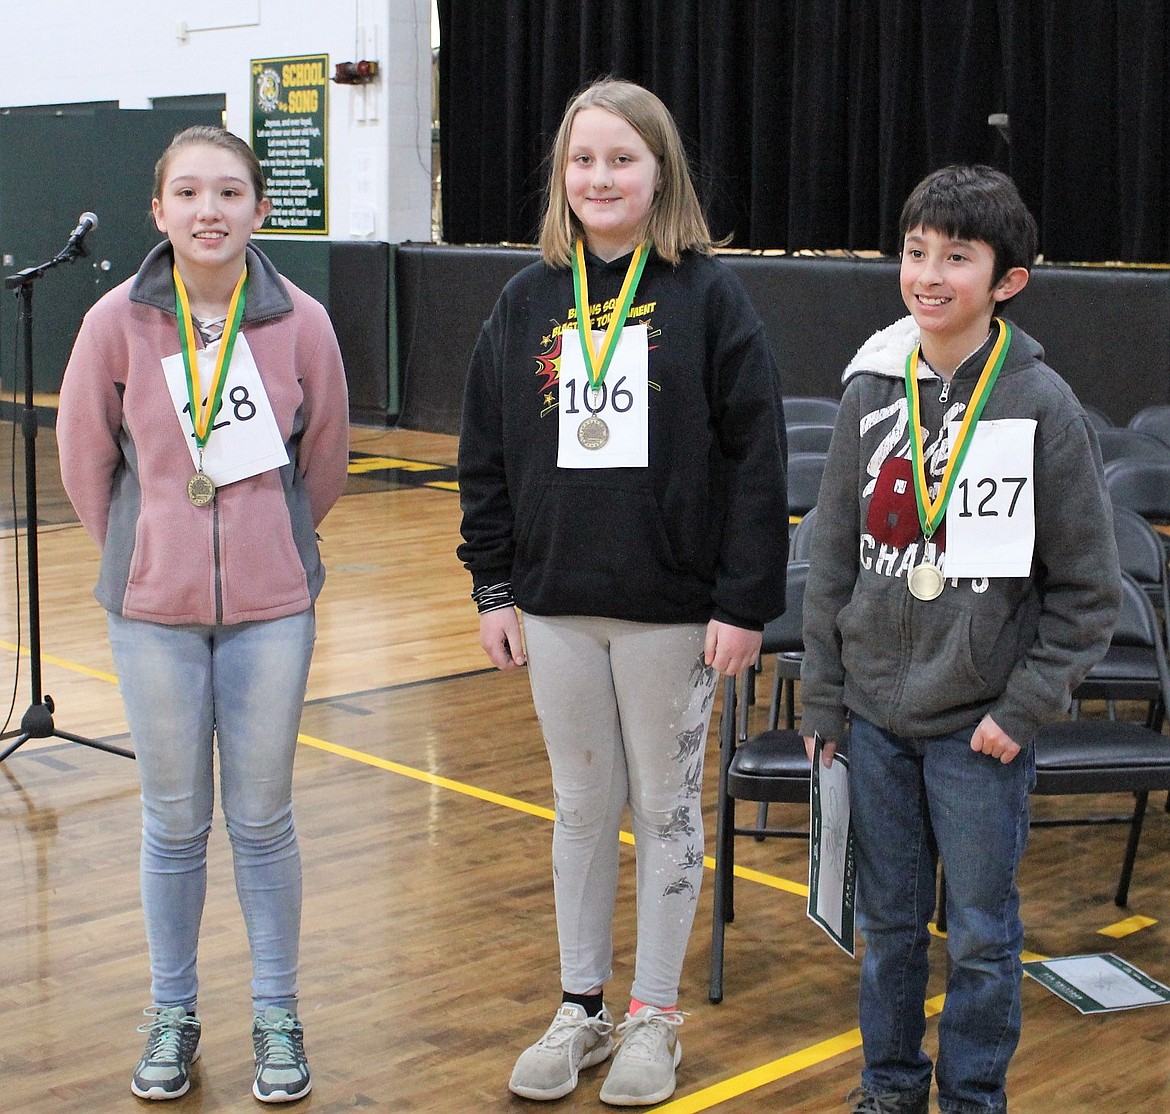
297, 734, 804, 874
347, 456, 446, 473
0, 640, 119, 684
298, 733, 557, 823
1099, 914, 1158, 938
5, 642, 1159, 1108
653, 995, 946, 1112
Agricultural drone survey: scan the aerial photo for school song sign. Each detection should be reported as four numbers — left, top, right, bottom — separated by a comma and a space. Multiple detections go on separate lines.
251, 54, 329, 234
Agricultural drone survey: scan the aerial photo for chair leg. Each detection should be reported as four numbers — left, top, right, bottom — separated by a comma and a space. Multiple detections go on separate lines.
709, 675, 738, 1004
936, 864, 948, 934
709, 806, 736, 1004
1115, 791, 1150, 907
721, 815, 736, 926
709, 860, 727, 1005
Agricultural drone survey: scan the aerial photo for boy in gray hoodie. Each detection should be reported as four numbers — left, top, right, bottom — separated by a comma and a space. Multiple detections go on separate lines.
800, 165, 1120, 1114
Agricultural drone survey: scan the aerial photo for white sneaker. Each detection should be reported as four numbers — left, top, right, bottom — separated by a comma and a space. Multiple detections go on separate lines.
599, 1006, 685, 1107
508, 1003, 615, 1101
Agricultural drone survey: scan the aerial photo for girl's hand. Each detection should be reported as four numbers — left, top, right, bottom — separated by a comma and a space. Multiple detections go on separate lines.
480, 607, 526, 670
704, 620, 763, 677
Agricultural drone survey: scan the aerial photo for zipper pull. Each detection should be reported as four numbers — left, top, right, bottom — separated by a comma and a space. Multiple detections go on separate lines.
939, 379, 950, 404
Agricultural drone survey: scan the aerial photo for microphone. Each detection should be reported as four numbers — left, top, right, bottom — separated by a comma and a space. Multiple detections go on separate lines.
4, 210, 102, 288
62, 211, 99, 256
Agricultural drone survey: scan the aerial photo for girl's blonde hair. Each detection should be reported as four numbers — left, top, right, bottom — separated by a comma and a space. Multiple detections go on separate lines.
153, 125, 267, 203
538, 79, 719, 267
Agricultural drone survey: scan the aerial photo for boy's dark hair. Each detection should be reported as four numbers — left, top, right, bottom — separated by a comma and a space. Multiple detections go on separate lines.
899, 165, 1038, 290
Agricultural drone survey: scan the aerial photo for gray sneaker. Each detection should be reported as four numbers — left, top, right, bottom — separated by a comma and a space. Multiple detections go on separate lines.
508, 1003, 616, 1100
598, 1006, 684, 1107
252, 1006, 311, 1103
131, 1006, 202, 1100
847, 1084, 931, 1113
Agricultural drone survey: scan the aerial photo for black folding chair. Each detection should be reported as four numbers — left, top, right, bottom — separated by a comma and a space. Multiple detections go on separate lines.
782, 396, 840, 425
1031, 572, 1170, 907
709, 563, 812, 1003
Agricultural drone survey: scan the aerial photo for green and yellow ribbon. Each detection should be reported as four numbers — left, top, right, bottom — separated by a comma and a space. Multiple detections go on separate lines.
173, 263, 248, 449
905, 317, 1011, 538
570, 239, 649, 391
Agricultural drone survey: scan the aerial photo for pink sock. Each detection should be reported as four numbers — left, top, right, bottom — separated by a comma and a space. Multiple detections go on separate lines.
630, 998, 675, 1016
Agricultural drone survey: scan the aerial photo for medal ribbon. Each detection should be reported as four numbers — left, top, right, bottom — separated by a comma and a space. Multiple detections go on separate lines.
905, 317, 1011, 538
173, 263, 248, 449
570, 239, 649, 390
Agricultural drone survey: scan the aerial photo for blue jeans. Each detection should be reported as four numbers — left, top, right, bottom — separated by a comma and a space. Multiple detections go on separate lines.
849, 716, 1034, 1114
108, 609, 315, 1015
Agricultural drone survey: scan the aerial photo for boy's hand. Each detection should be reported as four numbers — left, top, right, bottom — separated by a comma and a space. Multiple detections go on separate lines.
970, 714, 1021, 763
704, 620, 763, 677
480, 606, 526, 670
803, 735, 837, 766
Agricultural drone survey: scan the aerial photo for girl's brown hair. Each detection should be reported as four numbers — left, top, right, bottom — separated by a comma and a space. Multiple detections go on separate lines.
153, 125, 267, 203
538, 79, 719, 267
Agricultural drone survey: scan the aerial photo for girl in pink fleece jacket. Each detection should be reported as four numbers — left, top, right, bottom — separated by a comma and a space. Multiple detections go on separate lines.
57, 126, 348, 1105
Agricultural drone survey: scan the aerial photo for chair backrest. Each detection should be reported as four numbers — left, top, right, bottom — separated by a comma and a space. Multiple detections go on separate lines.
1113, 507, 1168, 593
1104, 457, 1170, 522
786, 452, 827, 516
1111, 510, 1170, 650
783, 396, 840, 425
1084, 405, 1115, 431
1111, 572, 1166, 665
785, 422, 835, 454
1095, 427, 1170, 464
1127, 403, 1170, 448
759, 560, 809, 655
790, 504, 819, 560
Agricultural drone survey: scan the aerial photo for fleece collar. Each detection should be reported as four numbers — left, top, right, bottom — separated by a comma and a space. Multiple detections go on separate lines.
842, 315, 924, 383
843, 315, 1032, 387
129, 241, 295, 323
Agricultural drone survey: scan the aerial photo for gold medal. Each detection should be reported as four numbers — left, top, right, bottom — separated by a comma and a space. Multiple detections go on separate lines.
174, 263, 246, 505
907, 562, 944, 601
187, 471, 215, 507
577, 416, 609, 450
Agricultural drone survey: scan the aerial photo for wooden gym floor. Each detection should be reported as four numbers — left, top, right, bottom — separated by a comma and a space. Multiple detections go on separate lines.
1, 417, 1168, 1113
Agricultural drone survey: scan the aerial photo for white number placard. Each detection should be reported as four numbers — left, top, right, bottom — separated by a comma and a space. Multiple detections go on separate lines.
161, 334, 289, 488
944, 418, 1036, 578
557, 324, 649, 469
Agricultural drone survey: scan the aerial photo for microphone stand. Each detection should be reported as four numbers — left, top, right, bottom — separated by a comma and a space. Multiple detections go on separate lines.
0, 233, 134, 762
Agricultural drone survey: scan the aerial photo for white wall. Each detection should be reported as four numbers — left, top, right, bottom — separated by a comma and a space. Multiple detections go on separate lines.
0, 0, 434, 244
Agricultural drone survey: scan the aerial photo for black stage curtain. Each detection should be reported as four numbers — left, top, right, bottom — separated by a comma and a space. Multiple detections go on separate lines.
437, 1, 1170, 263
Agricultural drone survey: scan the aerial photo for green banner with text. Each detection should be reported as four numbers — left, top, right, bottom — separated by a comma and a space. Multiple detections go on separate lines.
251, 54, 328, 235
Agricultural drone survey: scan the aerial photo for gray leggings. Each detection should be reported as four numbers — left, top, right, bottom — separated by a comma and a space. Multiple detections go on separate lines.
522, 614, 717, 1007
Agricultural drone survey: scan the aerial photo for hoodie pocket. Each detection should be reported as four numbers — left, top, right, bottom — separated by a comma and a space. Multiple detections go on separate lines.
514, 480, 700, 609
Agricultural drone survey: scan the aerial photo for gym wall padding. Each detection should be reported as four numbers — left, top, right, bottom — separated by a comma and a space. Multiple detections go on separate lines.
327, 241, 395, 425
395, 244, 538, 433
1007, 266, 1170, 423
263, 239, 396, 426
392, 244, 1170, 435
